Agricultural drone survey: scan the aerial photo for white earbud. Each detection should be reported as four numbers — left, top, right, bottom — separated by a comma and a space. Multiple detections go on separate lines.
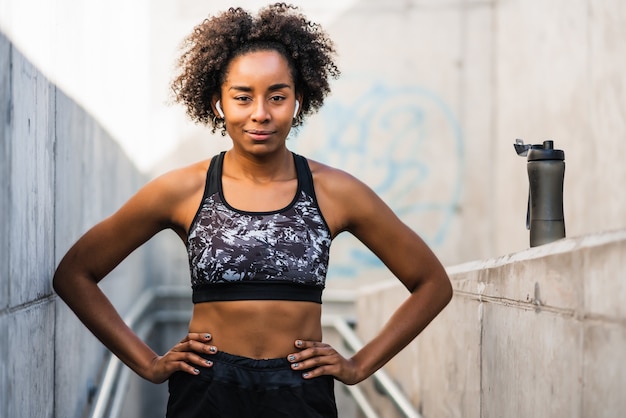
215, 100, 224, 118
293, 100, 300, 118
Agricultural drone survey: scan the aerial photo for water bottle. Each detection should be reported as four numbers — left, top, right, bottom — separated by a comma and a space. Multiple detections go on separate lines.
514, 139, 566, 247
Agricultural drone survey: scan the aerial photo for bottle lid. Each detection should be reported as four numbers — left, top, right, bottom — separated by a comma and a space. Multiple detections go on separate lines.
527, 140, 565, 161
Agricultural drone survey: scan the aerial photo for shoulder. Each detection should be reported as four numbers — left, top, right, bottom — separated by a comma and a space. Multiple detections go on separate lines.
304, 158, 384, 234
116, 158, 213, 229
148, 159, 212, 203
305, 158, 365, 194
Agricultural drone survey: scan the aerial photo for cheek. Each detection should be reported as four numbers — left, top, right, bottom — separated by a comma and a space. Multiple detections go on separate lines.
276, 108, 296, 124
224, 109, 249, 124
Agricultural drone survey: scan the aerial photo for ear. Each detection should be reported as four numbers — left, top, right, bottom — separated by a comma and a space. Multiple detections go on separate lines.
213, 98, 224, 118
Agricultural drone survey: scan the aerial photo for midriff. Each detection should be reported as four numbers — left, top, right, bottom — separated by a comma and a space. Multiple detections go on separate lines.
189, 300, 323, 359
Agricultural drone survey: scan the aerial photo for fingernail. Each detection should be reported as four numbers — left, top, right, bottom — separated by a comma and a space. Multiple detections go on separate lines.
292, 363, 299, 369
206, 360, 213, 366
209, 346, 217, 353
193, 368, 200, 374
296, 340, 303, 347
302, 372, 309, 378
288, 355, 296, 362
204, 333, 211, 340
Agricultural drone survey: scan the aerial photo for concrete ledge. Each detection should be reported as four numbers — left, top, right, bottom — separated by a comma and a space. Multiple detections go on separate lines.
356, 229, 626, 417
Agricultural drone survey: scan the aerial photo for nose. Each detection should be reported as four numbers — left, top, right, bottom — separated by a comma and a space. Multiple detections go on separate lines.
251, 99, 270, 122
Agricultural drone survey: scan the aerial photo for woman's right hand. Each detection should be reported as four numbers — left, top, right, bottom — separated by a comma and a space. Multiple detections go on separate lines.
148, 332, 217, 383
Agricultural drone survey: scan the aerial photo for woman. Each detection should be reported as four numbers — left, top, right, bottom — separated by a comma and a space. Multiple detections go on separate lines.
53, 4, 453, 417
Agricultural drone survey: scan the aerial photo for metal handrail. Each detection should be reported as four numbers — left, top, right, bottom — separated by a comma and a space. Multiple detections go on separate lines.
90, 289, 155, 418
323, 315, 422, 418
89, 287, 187, 418
88, 286, 422, 418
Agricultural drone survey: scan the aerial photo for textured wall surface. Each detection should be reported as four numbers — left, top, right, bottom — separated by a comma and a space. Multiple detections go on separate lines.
0, 33, 177, 418
357, 229, 626, 417
290, 0, 626, 276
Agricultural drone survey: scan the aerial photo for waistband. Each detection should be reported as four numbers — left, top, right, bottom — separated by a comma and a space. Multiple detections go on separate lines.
192, 281, 323, 304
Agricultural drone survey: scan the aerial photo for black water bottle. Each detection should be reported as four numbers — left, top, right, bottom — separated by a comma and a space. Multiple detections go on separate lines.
514, 139, 566, 247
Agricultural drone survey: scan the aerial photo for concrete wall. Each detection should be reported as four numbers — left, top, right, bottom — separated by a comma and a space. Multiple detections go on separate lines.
291, 0, 626, 276
0, 33, 177, 418
356, 228, 626, 417
0, 0, 153, 170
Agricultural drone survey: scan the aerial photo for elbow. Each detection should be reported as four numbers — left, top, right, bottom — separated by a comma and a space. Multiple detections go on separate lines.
52, 253, 73, 296
52, 269, 65, 297
436, 265, 453, 305
52, 262, 77, 299
428, 269, 454, 310
407, 268, 453, 309
441, 273, 453, 306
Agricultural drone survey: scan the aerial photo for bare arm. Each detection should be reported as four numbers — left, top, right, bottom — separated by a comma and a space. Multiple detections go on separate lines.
53, 167, 216, 383
288, 164, 453, 384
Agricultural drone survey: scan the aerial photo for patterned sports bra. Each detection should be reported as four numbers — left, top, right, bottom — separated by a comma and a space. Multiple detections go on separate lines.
187, 152, 331, 304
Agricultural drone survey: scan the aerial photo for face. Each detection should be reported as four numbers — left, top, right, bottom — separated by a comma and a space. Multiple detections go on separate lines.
216, 50, 300, 156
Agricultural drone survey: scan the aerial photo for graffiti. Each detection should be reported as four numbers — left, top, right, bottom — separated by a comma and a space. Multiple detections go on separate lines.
294, 80, 464, 278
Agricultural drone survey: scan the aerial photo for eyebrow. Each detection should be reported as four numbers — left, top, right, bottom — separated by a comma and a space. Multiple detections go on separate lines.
228, 83, 293, 92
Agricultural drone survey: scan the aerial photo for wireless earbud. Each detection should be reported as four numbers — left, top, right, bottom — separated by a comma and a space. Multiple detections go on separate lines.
293, 100, 300, 118
215, 100, 224, 118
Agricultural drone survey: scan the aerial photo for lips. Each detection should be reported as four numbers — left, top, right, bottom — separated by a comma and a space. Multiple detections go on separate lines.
245, 129, 276, 141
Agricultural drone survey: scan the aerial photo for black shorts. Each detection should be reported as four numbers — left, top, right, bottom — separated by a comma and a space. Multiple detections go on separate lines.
166, 351, 338, 418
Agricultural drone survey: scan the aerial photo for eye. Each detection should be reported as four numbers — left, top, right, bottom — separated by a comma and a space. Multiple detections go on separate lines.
235, 96, 252, 102
269, 95, 286, 102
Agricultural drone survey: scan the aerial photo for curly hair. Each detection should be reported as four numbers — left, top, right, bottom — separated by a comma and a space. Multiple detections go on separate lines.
171, 3, 340, 133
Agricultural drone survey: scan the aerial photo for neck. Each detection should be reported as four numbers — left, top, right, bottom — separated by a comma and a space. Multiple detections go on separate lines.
224, 147, 294, 183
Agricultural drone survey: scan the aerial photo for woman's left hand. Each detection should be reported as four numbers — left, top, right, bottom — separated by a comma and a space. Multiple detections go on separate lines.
287, 340, 362, 385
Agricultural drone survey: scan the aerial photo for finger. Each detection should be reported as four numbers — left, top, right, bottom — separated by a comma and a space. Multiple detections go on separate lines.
178, 351, 215, 369
289, 351, 331, 371
294, 339, 321, 349
177, 332, 211, 347
302, 366, 332, 379
179, 361, 203, 376
290, 347, 338, 372
288, 341, 328, 363
300, 364, 337, 380
169, 354, 214, 372
163, 351, 215, 378
287, 340, 308, 361
175, 339, 218, 355
292, 344, 332, 361
293, 339, 326, 352
187, 332, 212, 342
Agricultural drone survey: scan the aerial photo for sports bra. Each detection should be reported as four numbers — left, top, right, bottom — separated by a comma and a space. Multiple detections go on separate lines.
187, 151, 331, 304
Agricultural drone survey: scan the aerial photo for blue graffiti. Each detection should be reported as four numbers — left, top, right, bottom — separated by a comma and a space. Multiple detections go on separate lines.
295, 81, 464, 277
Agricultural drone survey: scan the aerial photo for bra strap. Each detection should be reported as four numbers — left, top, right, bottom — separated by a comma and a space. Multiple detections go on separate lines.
294, 153, 316, 198
206, 152, 225, 196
